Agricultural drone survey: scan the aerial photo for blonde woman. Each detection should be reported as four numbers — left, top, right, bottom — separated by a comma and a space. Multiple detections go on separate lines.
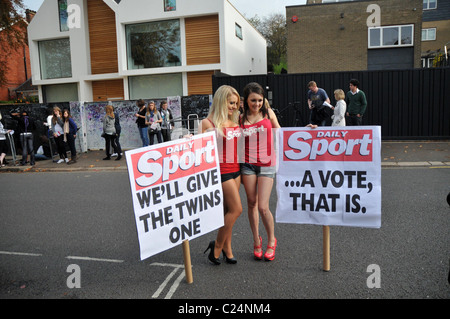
201, 85, 242, 265
332, 89, 347, 126
102, 104, 121, 160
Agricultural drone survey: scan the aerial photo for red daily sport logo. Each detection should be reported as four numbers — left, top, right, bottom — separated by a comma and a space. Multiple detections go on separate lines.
283, 129, 373, 162
130, 135, 217, 191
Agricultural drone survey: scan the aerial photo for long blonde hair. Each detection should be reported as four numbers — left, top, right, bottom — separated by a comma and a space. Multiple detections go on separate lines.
208, 85, 240, 135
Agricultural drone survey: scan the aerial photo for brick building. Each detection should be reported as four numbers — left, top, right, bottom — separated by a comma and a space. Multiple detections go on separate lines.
421, 0, 450, 67
287, 0, 424, 73
0, 10, 37, 101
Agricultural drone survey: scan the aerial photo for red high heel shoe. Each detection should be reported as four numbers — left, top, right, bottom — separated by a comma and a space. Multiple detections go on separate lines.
253, 235, 263, 260
264, 238, 277, 261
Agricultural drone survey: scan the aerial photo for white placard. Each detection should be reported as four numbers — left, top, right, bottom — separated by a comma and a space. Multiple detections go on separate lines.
125, 132, 224, 260
276, 126, 381, 228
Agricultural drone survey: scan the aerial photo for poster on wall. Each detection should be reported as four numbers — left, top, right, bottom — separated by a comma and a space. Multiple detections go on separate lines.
125, 132, 224, 260
276, 126, 381, 229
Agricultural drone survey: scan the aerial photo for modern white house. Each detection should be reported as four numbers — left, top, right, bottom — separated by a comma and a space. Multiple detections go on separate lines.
27, 0, 267, 103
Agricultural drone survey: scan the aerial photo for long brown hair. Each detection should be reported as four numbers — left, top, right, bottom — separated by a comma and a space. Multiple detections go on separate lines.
62, 108, 72, 122
240, 82, 269, 127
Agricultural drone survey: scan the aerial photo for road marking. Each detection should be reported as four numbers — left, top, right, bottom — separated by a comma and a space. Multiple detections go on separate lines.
1, 252, 184, 298
151, 263, 185, 299
66, 256, 124, 263
165, 270, 185, 299
0, 251, 42, 257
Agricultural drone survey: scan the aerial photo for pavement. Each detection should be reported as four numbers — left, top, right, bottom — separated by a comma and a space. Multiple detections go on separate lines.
0, 140, 449, 173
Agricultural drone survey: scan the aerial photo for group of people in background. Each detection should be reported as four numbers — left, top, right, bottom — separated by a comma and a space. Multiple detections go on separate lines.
135, 99, 174, 148
48, 106, 78, 164
307, 78, 367, 127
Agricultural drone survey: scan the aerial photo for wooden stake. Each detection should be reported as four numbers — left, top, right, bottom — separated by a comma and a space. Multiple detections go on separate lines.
323, 226, 330, 272
182, 240, 193, 284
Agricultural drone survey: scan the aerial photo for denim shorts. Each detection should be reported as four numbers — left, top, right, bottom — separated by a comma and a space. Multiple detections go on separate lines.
240, 163, 276, 179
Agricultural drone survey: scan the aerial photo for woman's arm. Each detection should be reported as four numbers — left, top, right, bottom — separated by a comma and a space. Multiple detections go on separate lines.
268, 108, 281, 128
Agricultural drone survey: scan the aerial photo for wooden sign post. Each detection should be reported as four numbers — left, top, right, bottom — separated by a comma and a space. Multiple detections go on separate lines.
323, 226, 330, 271
182, 240, 193, 284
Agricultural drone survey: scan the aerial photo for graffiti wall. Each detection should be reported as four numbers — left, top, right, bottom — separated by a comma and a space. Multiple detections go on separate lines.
1, 95, 209, 154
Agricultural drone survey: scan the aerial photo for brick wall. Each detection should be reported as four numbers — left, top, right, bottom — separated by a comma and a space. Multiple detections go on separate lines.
0, 11, 34, 101
287, 0, 422, 73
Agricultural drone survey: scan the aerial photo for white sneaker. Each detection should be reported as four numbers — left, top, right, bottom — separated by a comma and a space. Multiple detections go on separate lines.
57, 159, 64, 164
111, 153, 118, 157
65, 158, 69, 163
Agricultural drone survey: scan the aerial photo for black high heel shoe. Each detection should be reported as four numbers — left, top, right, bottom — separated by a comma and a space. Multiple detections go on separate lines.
204, 240, 220, 265
222, 250, 237, 264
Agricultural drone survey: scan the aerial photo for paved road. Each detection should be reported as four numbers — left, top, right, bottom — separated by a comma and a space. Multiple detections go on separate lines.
1, 166, 449, 301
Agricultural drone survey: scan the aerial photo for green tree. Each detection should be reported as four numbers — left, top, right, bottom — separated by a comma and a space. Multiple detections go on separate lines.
248, 13, 287, 73
0, 0, 27, 87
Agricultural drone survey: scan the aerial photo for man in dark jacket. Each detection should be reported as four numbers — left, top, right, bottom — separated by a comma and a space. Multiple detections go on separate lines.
11, 110, 36, 165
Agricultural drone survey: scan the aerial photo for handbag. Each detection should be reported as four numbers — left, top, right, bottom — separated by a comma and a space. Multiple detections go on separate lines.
149, 122, 158, 133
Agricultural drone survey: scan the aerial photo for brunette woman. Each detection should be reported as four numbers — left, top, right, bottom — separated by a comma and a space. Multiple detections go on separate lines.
145, 101, 162, 145
135, 99, 149, 147
240, 82, 280, 261
62, 108, 78, 164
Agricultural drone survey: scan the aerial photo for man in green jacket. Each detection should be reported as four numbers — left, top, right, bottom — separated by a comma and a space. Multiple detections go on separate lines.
345, 79, 367, 126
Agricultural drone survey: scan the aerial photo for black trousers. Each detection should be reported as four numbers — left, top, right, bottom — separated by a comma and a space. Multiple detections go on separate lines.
104, 134, 120, 157
65, 134, 77, 159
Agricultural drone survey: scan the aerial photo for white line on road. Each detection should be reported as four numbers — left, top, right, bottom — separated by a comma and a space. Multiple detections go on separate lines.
151, 263, 186, 299
66, 256, 124, 263
165, 270, 185, 299
152, 266, 181, 298
0, 251, 43, 257
1, 252, 184, 298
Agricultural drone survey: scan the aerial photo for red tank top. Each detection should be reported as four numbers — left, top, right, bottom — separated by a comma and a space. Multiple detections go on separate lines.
242, 118, 275, 167
207, 119, 241, 174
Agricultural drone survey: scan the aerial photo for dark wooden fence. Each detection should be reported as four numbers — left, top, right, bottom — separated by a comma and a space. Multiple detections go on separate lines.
213, 67, 450, 140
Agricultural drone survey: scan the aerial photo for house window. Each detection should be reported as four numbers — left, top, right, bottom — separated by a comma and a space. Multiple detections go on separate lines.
235, 23, 243, 40
126, 20, 181, 70
129, 73, 183, 99
39, 38, 72, 79
423, 0, 437, 10
421, 57, 434, 68
368, 25, 414, 49
58, 0, 69, 32
164, 0, 176, 12
422, 28, 436, 41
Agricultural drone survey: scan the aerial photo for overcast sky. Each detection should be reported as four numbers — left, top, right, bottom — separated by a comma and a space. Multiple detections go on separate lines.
22, 0, 307, 18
